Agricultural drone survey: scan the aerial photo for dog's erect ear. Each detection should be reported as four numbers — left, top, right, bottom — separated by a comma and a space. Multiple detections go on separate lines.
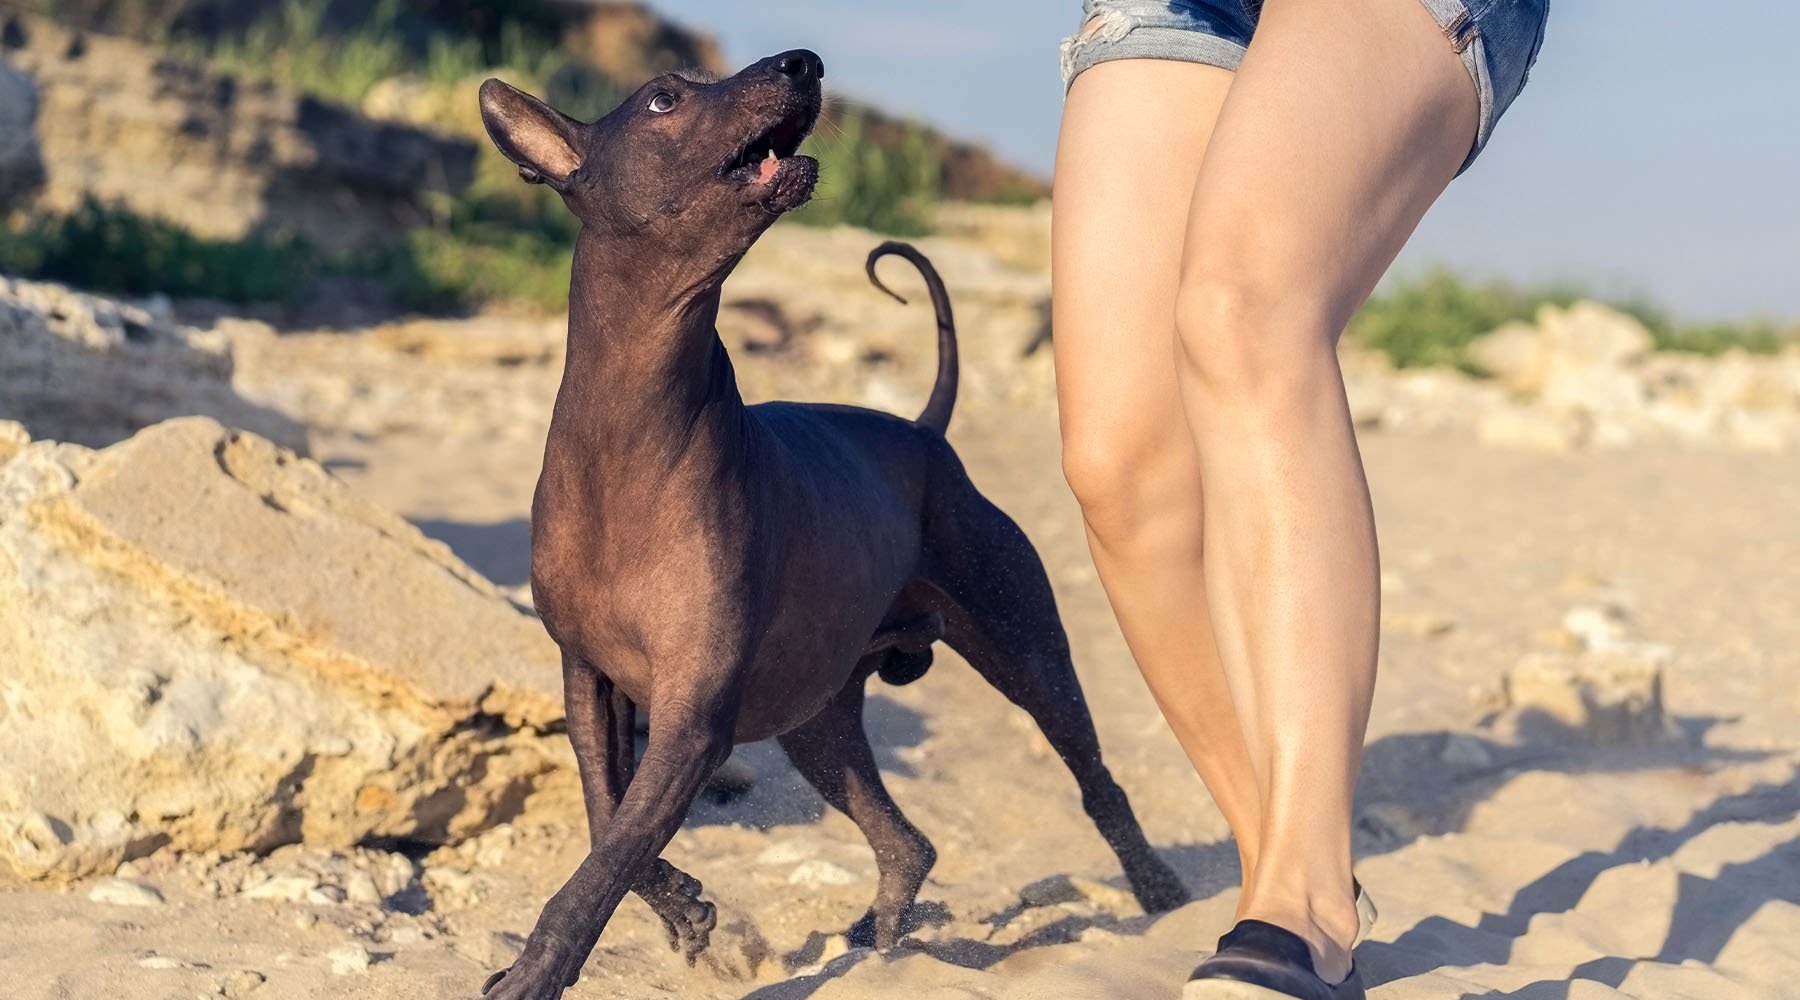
478, 79, 586, 190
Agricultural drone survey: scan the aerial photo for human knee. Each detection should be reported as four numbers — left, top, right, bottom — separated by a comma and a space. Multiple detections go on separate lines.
1173, 272, 1339, 409
1060, 416, 1191, 541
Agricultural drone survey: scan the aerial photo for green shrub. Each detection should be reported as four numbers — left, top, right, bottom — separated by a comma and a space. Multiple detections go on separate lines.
182, 0, 409, 107
792, 109, 941, 237
1350, 271, 1794, 370
0, 198, 577, 312
0, 197, 316, 303
364, 225, 571, 313
1349, 270, 1574, 371
1599, 296, 1791, 357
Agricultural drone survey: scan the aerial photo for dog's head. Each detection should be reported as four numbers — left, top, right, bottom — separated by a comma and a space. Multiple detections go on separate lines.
478, 49, 823, 257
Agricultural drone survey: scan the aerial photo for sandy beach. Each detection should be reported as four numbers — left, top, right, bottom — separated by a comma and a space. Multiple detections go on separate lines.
4, 213, 1797, 999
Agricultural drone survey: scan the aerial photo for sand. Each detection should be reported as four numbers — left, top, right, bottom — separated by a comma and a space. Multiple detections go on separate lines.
2, 224, 1796, 1000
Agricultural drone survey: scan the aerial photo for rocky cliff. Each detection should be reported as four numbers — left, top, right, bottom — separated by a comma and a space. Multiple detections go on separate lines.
0, 12, 475, 252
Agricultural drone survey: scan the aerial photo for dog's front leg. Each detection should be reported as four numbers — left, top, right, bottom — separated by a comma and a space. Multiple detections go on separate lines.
563, 656, 716, 963
482, 697, 735, 1000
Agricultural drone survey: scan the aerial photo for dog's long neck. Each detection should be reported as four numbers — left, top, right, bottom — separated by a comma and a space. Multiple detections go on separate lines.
543, 230, 746, 490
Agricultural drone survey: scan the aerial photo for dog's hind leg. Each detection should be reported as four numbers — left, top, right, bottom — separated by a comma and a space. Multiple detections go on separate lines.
921, 466, 1190, 914
562, 656, 716, 966
777, 677, 936, 949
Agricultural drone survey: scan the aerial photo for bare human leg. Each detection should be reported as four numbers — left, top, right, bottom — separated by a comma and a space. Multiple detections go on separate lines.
1170, 0, 1478, 981
1052, 58, 1265, 882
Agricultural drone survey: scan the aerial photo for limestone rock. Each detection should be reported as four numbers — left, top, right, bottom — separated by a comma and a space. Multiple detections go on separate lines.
0, 417, 564, 883
1538, 301, 1655, 369
786, 860, 856, 888
1496, 649, 1679, 746
0, 275, 307, 451
0, 58, 44, 211
1462, 301, 1798, 452
86, 876, 164, 907
1561, 604, 1634, 653
1468, 320, 1549, 393
327, 945, 371, 976
0, 421, 28, 465
3, 13, 474, 252
1468, 301, 1653, 402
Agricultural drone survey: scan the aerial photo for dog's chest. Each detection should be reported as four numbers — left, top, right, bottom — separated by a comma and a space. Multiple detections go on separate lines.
529, 500, 742, 679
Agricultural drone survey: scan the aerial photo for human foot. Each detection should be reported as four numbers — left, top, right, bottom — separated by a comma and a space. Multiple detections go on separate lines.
1181, 919, 1365, 1000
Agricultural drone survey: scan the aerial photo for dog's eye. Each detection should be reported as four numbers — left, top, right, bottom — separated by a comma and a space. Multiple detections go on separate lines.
647, 92, 678, 114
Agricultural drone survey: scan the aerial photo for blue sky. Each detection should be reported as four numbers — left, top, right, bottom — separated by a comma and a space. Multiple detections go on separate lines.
650, 0, 1798, 321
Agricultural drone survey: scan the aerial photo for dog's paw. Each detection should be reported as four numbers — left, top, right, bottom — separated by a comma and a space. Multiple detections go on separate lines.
478, 952, 579, 1000
658, 894, 718, 964
641, 865, 717, 964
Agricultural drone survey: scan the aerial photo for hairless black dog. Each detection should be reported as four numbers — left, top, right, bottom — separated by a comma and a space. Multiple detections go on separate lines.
473, 48, 1188, 999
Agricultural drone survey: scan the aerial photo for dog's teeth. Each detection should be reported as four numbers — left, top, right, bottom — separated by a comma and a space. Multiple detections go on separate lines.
764, 148, 778, 162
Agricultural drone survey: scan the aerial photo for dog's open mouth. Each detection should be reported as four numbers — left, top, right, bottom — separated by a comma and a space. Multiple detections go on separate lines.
722, 101, 821, 211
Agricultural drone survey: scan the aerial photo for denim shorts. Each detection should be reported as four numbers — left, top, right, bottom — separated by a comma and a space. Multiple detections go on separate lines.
1059, 0, 1550, 172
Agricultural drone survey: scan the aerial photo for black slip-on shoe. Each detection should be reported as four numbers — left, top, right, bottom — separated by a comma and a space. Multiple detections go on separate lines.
1180, 919, 1366, 1000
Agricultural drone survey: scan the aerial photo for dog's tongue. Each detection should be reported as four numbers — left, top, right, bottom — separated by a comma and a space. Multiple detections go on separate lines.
757, 149, 780, 184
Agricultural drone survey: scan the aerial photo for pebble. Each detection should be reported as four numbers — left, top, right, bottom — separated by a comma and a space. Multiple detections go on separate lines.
88, 877, 164, 907
1019, 873, 1084, 908
424, 866, 480, 908
755, 841, 818, 866
327, 944, 371, 975
786, 859, 855, 888
342, 870, 383, 905
1562, 604, 1632, 652
219, 969, 267, 997
135, 953, 192, 969
243, 875, 320, 902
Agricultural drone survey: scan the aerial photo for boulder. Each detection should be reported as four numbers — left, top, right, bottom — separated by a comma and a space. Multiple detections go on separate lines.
0, 58, 44, 211
1466, 302, 1655, 395
1540, 301, 1655, 369
0, 417, 564, 883
0, 275, 306, 450
2, 13, 474, 252
1469, 303, 1664, 451
1493, 648, 1680, 746
1467, 319, 1548, 393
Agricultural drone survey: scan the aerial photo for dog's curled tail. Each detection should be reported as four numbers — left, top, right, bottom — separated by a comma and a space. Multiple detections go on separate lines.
866, 241, 958, 434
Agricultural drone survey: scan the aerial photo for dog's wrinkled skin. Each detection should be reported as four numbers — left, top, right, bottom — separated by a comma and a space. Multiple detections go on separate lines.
473, 49, 1188, 999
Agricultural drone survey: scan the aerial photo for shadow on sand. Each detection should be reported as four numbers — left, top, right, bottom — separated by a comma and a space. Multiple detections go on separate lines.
721, 720, 1786, 999
402, 514, 1795, 999
1357, 755, 1798, 998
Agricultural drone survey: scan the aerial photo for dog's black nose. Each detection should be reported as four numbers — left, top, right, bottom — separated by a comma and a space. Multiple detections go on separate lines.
773, 49, 824, 81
